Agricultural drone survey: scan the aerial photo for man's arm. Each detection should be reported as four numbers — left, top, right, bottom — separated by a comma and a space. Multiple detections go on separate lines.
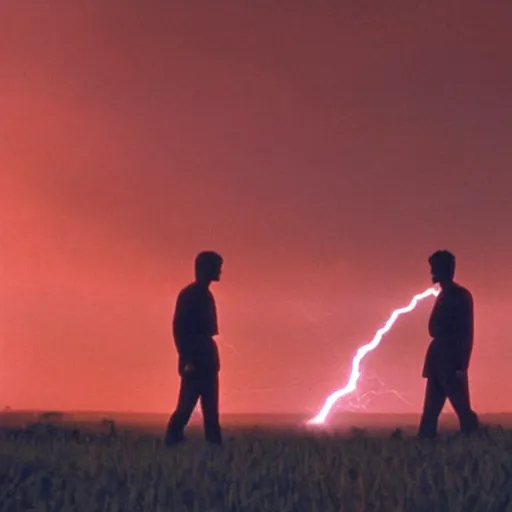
455, 290, 474, 372
428, 298, 441, 338
172, 292, 196, 366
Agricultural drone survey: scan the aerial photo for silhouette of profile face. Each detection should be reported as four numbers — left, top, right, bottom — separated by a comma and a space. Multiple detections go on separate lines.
428, 250, 455, 285
195, 251, 223, 283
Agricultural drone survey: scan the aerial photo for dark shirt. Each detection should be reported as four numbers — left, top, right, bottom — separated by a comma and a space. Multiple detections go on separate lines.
172, 282, 220, 375
422, 282, 474, 378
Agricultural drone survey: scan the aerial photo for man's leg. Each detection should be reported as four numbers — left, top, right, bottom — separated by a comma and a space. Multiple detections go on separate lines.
446, 373, 479, 435
418, 376, 447, 439
199, 372, 222, 445
165, 374, 200, 446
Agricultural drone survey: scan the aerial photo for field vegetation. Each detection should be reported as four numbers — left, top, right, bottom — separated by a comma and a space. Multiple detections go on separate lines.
0, 421, 511, 511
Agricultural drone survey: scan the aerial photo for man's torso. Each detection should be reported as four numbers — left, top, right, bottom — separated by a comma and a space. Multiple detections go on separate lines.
173, 282, 220, 374
423, 283, 473, 378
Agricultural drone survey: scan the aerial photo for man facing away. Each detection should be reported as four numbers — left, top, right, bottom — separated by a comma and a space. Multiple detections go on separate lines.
418, 250, 479, 439
164, 251, 223, 446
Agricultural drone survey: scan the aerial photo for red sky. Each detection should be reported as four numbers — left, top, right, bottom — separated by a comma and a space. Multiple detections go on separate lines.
1, 1, 511, 415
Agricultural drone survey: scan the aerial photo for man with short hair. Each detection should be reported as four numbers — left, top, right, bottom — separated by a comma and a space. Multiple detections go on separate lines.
418, 250, 479, 438
164, 251, 223, 446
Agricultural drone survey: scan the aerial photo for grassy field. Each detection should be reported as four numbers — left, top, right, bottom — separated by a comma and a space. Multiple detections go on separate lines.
0, 421, 511, 512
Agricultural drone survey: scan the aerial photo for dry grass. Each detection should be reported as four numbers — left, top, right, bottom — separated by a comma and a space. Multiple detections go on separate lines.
0, 422, 511, 511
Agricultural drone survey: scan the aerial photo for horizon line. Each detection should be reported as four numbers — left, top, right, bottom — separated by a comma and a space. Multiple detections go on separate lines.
3, 408, 512, 417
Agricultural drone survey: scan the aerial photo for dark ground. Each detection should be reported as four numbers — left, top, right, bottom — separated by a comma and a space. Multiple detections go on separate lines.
1, 409, 511, 437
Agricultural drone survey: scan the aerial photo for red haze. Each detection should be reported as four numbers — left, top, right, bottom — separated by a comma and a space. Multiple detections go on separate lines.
1, 1, 511, 415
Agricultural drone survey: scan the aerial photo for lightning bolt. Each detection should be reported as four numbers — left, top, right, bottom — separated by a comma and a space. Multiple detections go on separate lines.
343, 373, 413, 411
307, 286, 439, 425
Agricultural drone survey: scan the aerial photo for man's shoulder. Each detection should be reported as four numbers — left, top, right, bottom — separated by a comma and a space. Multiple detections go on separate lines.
453, 283, 473, 303
181, 282, 197, 292
177, 282, 213, 301
177, 283, 198, 301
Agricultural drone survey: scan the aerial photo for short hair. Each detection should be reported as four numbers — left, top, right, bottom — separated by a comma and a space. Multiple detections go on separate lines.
195, 251, 223, 275
428, 250, 455, 273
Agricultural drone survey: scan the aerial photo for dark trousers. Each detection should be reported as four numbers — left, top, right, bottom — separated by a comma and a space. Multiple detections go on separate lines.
418, 371, 479, 438
165, 371, 222, 445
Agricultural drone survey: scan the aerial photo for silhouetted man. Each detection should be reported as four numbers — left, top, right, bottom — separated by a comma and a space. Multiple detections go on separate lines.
418, 250, 479, 439
164, 251, 223, 446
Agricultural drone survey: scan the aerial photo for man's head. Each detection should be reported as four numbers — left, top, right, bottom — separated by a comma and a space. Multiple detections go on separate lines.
195, 251, 223, 284
428, 250, 456, 285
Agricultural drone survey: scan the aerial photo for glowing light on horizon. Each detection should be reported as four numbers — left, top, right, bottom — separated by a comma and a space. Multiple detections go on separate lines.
307, 287, 439, 425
